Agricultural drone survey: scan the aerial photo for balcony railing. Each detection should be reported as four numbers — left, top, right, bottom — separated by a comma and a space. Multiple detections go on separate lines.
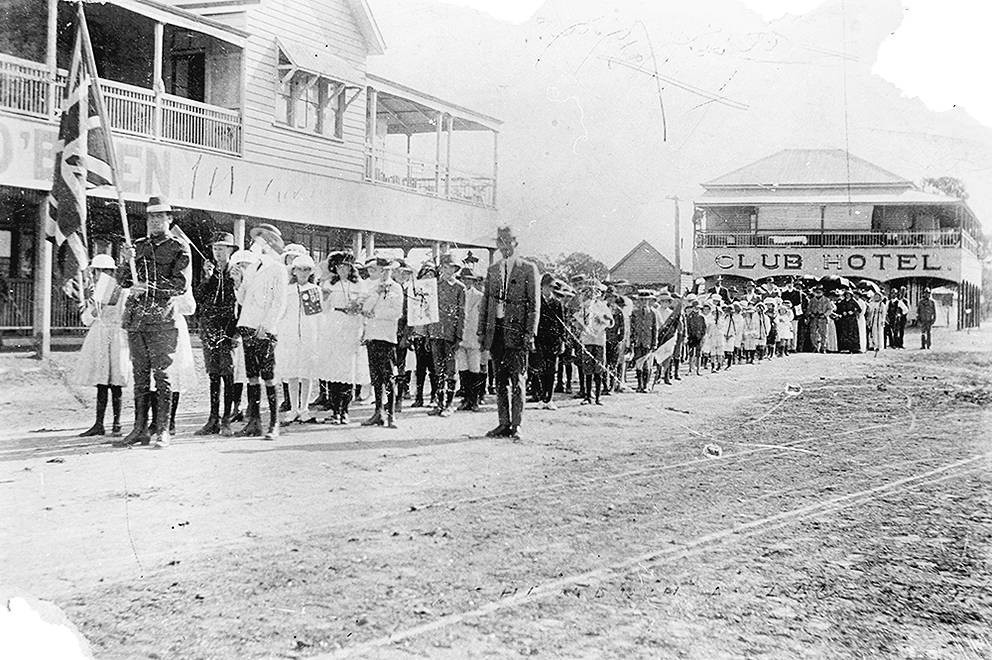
695, 230, 980, 254
1, 53, 242, 156
365, 145, 495, 208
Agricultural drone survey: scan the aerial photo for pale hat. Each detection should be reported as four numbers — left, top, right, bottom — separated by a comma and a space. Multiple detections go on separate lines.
283, 243, 308, 257
292, 254, 316, 270
249, 223, 284, 253
230, 249, 260, 266
90, 254, 116, 270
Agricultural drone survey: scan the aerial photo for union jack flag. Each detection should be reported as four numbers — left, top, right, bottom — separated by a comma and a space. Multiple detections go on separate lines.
45, 4, 116, 296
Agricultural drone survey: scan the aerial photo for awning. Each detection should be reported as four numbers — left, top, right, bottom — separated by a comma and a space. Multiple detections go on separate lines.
276, 36, 362, 86
695, 189, 965, 207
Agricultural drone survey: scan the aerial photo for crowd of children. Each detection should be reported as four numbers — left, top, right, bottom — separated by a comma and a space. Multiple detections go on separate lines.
72, 227, 934, 443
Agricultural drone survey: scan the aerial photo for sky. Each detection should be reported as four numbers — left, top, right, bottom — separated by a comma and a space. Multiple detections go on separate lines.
367, 0, 992, 267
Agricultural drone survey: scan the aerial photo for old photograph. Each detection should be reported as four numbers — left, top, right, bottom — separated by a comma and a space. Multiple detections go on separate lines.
0, 0, 990, 657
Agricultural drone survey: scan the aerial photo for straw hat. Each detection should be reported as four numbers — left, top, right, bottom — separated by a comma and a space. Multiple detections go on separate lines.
90, 254, 116, 270
292, 254, 316, 270
249, 223, 284, 253
230, 249, 260, 266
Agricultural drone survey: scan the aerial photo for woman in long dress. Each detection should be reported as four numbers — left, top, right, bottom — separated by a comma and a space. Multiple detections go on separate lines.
826, 293, 840, 352
834, 290, 862, 353
319, 252, 366, 424
855, 292, 868, 353
73, 255, 130, 437
277, 254, 322, 423
865, 293, 886, 350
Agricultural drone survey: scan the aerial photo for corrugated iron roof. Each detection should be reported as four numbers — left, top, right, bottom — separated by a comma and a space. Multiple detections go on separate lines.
695, 187, 962, 206
703, 149, 912, 188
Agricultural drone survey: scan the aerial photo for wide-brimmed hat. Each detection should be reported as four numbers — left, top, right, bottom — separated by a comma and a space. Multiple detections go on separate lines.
249, 223, 284, 253
366, 256, 398, 269
292, 254, 316, 270
418, 261, 439, 278
657, 291, 673, 301
328, 252, 355, 269
230, 249, 259, 266
437, 253, 458, 269
541, 272, 555, 287
147, 195, 172, 215
553, 281, 576, 298
283, 243, 308, 257
210, 232, 237, 249
90, 254, 116, 270
634, 289, 655, 299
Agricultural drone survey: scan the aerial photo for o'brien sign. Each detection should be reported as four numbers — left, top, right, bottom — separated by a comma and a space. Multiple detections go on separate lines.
695, 248, 960, 281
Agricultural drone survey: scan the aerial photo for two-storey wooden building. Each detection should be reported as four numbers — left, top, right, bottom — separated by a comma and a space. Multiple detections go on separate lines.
0, 0, 500, 330
692, 149, 983, 329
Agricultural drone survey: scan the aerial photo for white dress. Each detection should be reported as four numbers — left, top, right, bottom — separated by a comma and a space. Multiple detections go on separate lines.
319, 279, 367, 385
276, 282, 322, 380
856, 298, 868, 353
702, 312, 722, 355
168, 291, 198, 394
73, 288, 131, 387
776, 310, 794, 342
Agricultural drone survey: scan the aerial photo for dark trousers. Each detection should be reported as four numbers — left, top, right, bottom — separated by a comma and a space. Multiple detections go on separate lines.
890, 318, 906, 348
128, 328, 178, 394
533, 345, 558, 403
430, 338, 457, 407
414, 338, 436, 400
491, 326, 528, 429
920, 321, 933, 349
239, 327, 277, 381
200, 326, 234, 375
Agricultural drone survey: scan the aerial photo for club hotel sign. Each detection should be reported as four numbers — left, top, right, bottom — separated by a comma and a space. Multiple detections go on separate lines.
696, 247, 961, 281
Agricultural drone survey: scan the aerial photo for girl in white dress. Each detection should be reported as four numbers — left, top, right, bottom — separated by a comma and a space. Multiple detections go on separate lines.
776, 302, 795, 356
73, 255, 130, 437
319, 253, 366, 424
277, 254, 322, 423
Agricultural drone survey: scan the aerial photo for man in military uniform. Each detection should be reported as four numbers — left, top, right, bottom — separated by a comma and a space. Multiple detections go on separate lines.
115, 196, 190, 449
194, 232, 239, 436
917, 287, 937, 349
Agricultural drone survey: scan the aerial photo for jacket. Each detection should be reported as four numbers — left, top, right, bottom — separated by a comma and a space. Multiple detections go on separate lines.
536, 294, 565, 348
116, 234, 190, 331
917, 298, 936, 324
478, 256, 540, 351
362, 276, 403, 343
426, 277, 466, 343
629, 307, 657, 349
195, 266, 238, 336
461, 287, 484, 348
236, 254, 288, 335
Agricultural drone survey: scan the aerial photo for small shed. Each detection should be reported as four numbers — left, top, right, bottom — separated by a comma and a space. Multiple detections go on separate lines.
609, 240, 679, 286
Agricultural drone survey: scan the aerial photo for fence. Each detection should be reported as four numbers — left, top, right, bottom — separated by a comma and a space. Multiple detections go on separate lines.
695, 230, 975, 252
365, 145, 496, 208
2, 53, 242, 156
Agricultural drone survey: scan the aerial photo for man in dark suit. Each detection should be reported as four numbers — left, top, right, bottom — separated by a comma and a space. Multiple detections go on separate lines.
478, 226, 540, 440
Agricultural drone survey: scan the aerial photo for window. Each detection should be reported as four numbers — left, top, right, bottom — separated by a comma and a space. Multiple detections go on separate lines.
276, 50, 346, 139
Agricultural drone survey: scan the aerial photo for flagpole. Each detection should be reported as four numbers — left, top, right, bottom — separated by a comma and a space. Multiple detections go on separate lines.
76, 2, 138, 283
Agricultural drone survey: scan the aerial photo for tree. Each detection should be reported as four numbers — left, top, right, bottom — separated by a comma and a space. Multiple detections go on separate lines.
921, 176, 968, 200
548, 252, 609, 282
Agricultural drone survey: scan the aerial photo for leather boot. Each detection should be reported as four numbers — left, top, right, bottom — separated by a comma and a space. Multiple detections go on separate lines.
236, 384, 263, 437
169, 392, 179, 434
80, 385, 108, 437
362, 385, 384, 426
385, 383, 398, 428
152, 388, 173, 448
116, 391, 151, 447
264, 384, 280, 440
110, 385, 123, 436
196, 376, 222, 435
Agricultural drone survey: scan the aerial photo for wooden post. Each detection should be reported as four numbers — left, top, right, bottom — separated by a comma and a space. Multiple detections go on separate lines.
233, 216, 246, 249
669, 196, 681, 292
445, 114, 452, 197
364, 231, 375, 260
352, 230, 362, 261
46, 0, 57, 116
153, 22, 164, 139
434, 111, 443, 194
492, 131, 499, 207
432, 241, 441, 262
366, 87, 377, 179
406, 133, 412, 186
32, 203, 52, 359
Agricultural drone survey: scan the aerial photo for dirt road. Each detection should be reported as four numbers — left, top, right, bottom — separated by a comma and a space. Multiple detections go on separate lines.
1, 326, 990, 658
